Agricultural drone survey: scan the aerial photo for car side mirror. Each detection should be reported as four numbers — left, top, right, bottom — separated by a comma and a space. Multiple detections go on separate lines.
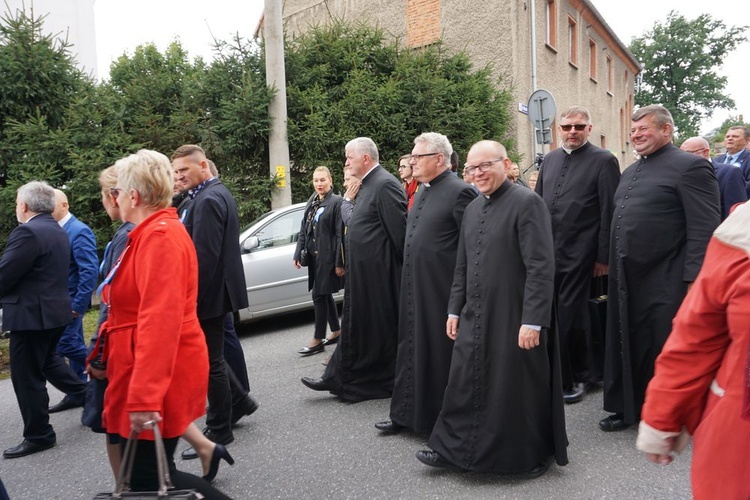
242, 236, 260, 253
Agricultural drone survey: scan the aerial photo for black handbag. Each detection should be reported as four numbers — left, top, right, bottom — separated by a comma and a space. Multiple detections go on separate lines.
93, 424, 204, 499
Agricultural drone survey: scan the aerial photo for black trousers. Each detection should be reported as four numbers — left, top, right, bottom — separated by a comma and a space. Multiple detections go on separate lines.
124, 436, 232, 499
312, 293, 340, 340
10, 328, 87, 444
222, 313, 250, 393
201, 316, 247, 437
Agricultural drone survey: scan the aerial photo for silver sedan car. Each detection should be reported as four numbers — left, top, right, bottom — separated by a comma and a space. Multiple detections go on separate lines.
236, 202, 343, 322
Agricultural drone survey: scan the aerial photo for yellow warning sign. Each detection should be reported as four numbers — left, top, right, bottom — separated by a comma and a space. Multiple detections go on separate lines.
275, 166, 287, 188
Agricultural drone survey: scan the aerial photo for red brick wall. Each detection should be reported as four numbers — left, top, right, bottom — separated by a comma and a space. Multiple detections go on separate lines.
406, 0, 441, 48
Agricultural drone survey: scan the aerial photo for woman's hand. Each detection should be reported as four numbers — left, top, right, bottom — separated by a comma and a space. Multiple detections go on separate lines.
130, 411, 162, 433
335, 266, 345, 277
345, 180, 361, 201
293, 260, 301, 269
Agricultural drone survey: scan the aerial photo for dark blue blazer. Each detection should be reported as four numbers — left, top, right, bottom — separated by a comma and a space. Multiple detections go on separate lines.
0, 213, 72, 331
181, 180, 248, 319
712, 161, 748, 220
62, 214, 99, 314
714, 149, 750, 197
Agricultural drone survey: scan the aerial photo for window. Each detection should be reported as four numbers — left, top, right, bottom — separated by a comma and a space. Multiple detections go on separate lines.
253, 209, 303, 250
589, 38, 597, 80
568, 16, 578, 67
606, 56, 613, 94
546, 0, 557, 48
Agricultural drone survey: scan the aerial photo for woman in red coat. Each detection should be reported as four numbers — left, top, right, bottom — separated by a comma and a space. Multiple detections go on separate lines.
102, 149, 230, 498
636, 202, 750, 500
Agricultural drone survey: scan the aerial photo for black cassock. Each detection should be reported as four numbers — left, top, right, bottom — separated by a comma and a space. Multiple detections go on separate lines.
604, 143, 720, 424
389, 170, 477, 433
428, 181, 568, 473
536, 141, 620, 386
322, 165, 406, 401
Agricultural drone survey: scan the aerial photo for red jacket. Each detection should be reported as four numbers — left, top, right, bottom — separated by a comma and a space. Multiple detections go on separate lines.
102, 208, 209, 439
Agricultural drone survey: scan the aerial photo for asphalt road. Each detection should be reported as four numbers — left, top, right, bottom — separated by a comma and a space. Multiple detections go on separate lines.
0, 311, 692, 499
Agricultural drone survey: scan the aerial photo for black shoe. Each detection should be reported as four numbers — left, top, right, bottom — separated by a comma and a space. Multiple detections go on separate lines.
48, 395, 84, 413
300, 376, 332, 391
231, 395, 259, 425
415, 450, 463, 471
599, 413, 630, 432
523, 457, 552, 479
3, 439, 56, 459
374, 420, 404, 434
321, 335, 339, 346
202, 443, 235, 483
563, 382, 585, 404
298, 343, 324, 356
181, 428, 234, 460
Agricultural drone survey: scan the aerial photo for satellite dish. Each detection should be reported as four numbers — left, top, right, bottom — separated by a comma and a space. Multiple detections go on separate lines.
527, 89, 557, 145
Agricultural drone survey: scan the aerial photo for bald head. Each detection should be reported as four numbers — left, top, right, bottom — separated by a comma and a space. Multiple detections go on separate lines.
680, 137, 711, 160
465, 140, 512, 195
51, 189, 70, 221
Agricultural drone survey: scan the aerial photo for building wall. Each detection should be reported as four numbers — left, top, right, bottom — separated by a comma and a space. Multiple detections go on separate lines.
281, 0, 640, 170
5, 0, 98, 78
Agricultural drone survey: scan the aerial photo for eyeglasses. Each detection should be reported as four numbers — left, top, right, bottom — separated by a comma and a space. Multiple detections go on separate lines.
398, 164, 410, 169
463, 158, 504, 176
560, 124, 588, 131
683, 148, 707, 154
110, 187, 123, 197
410, 152, 440, 161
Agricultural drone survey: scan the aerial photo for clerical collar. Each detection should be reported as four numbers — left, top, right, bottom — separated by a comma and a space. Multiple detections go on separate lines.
563, 140, 588, 155
188, 177, 217, 199
422, 169, 451, 188
360, 164, 379, 182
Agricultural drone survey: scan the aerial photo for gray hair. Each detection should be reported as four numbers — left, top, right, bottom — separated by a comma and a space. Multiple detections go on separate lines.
414, 132, 453, 168
632, 105, 674, 134
17, 181, 56, 214
561, 106, 591, 122
346, 137, 379, 163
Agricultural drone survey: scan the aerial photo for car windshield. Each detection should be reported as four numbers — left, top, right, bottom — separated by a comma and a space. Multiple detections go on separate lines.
241, 211, 273, 233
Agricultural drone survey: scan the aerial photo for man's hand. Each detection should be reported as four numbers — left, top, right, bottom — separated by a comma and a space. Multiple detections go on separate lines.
593, 262, 609, 277
446, 317, 459, 340
335, 266, 345, 277
518, 326, 540, 350
85, 364, 106, 380
130, 411, 162, 433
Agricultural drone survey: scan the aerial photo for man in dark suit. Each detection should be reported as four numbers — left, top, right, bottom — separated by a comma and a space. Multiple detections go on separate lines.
681, 136, 747, 220
713, 126, 750, 197
172, 145, 256, 457
0, 181, 86, 459
46, 189, 99, 413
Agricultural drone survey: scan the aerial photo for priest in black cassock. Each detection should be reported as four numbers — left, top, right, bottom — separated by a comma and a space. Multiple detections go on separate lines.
600, 105, 720, 432
374, 132, 476, 435
536, 106, 620, 404
301, 137, 406, 402
417, 140, 568, 478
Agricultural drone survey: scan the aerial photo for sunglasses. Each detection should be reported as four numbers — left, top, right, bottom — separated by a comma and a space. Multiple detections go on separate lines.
560, 124, 588, 131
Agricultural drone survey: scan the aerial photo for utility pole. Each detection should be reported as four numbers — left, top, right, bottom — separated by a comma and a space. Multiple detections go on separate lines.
264, 0, 292, 208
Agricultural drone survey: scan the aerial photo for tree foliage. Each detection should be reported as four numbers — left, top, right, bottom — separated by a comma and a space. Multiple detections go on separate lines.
629, 11, 747, 139
0, 12, 515, 250
283, 21, 515, 198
